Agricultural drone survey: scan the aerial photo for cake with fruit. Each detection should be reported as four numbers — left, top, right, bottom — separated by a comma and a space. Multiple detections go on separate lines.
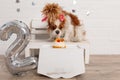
53, 38, 66, 48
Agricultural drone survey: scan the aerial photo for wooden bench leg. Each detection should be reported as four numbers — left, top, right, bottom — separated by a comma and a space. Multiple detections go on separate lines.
78, 44, 90, 64
84, 46, 90, 64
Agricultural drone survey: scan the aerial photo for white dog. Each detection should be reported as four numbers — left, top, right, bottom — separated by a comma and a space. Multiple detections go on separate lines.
42, 3, 86, 42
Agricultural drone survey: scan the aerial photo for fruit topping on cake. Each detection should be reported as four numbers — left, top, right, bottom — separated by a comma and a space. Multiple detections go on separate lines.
53, 38, 66, 48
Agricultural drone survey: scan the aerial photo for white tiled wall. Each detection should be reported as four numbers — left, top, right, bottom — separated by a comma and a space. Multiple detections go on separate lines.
0, 0, 120, 55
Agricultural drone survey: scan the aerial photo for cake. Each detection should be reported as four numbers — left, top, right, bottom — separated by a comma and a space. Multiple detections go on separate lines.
52, 38, 66, 48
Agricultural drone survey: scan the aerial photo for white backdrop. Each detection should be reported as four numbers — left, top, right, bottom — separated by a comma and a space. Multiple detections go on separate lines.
0, 0, 120, 55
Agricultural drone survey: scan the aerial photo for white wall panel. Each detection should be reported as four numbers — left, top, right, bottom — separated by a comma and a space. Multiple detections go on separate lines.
0, 0, 120, 55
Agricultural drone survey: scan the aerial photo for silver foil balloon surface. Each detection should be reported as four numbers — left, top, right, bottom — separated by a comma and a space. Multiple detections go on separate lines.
0, 20, 37, 75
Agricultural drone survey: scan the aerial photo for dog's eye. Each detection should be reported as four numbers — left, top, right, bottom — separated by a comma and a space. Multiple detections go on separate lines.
59, 24, 64, 30
59, 26, 62, 30
52, 25, 57, 30
59, 21, 65, 30
49, 25, 56, 30
48, 22, 57, 30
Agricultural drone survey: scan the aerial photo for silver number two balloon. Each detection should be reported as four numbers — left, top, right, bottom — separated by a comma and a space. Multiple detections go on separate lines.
0, 20, 37, 75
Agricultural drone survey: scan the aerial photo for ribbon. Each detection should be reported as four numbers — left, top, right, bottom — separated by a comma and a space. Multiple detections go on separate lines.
42, 16, 48, 22
59, 14, 65, 22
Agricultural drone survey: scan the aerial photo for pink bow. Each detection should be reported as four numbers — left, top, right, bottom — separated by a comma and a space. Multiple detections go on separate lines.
41, 16, 47, 22
59, 14, 64, 21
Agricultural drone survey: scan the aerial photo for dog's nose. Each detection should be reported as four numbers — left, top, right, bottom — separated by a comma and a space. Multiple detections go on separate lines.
55, 30, 59, 34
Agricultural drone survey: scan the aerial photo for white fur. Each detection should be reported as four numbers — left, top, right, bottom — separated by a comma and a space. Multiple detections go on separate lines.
49, 20, 62, 40
64, 15, 86, 42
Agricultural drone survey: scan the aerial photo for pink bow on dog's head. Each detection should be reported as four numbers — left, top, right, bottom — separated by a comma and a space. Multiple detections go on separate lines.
41, 16, 48, 22
59, 14, 65, 22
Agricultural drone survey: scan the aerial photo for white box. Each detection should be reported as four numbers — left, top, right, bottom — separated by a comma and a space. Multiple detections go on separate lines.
25, 41, 90, 64
37, 45, 85, 78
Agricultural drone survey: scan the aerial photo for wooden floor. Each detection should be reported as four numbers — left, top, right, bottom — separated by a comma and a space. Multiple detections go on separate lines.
0, 55, 120, 80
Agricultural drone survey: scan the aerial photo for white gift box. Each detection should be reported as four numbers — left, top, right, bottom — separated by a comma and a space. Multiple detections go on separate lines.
37, 45, 85, 78
25, 41, 90, 64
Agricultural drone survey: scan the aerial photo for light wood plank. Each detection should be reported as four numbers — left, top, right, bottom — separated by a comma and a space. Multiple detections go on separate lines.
1, 55, 120, 80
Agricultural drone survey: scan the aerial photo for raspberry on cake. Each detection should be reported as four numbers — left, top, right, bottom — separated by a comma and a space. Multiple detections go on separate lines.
53, 38, 66, 48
